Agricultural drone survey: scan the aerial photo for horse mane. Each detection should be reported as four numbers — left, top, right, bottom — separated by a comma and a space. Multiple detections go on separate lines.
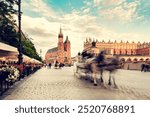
81, 51, 94, 59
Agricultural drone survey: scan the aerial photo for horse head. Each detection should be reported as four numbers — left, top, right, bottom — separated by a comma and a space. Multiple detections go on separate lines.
101, 56, 122, 71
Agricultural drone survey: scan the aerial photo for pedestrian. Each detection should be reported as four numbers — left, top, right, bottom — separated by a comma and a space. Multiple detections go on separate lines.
96, 51, 105, 64
49, 63, 52, 69
127, 64, 130, 70
55, 61, 58, 69
141, 64, 145, 72
59, 63, 62, 69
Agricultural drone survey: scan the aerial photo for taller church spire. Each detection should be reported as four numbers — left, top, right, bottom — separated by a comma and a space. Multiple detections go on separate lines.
58, 27, 63, 38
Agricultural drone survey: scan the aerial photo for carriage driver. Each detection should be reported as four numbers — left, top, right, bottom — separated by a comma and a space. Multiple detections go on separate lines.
95, 50, 106, 65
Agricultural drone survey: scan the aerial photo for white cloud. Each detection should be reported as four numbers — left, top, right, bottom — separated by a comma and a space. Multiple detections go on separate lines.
99, 0, 140, 22
93, 0, 101, 5
21, 15, 60, 58
22, 0, 57, 18
83, 0, 92, 6
94, 0, 124, 6
104, 0, 124, 6
83, 8, 90, 13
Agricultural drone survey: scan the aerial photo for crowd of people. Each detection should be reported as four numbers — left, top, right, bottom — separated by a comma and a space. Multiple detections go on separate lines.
45, 61, 65, 69
0, 60, 42, 95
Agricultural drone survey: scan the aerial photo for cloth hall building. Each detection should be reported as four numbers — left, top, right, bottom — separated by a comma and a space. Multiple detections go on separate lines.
84, 38, 150, 56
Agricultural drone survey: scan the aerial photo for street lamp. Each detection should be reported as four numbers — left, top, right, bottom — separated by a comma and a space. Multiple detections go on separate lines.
18, 0, 23, 64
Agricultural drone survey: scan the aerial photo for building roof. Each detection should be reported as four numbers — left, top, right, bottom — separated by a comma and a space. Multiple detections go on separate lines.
47, 47, 58, 53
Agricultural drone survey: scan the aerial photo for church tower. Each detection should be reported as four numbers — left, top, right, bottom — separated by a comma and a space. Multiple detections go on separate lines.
64, 36, 71, 64
58, 27, 63, 48
58, 27, 64, 63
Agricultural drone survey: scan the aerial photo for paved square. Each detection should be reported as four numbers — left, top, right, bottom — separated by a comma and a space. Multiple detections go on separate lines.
1, 67, 150, 100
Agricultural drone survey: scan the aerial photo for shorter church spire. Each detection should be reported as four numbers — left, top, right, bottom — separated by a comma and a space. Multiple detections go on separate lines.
64, 36, 70, 43
66, 36, 68, 40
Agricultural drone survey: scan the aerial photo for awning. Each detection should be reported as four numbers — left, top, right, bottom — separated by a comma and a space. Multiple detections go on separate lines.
0, 42, 18, 53
0, 42, 42, 64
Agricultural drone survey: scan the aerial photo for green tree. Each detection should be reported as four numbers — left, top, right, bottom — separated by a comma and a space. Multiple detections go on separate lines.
0, 0, 42, 61
22, 38, 42, 61
0, 0, 18, 46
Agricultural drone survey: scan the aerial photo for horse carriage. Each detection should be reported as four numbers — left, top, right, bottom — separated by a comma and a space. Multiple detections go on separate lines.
75, 51, 122, 88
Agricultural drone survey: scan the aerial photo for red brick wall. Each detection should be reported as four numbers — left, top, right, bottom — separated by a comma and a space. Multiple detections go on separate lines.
45, 52, 58, 63
45, 41, 71, 64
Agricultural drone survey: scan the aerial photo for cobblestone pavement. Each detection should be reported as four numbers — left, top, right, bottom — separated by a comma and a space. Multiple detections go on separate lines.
1, 67, 150, 100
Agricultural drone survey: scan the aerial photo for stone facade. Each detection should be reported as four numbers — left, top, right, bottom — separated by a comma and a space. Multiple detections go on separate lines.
84, 38, 150, 56
136, 42, 150, 56
45, 28, 71, 64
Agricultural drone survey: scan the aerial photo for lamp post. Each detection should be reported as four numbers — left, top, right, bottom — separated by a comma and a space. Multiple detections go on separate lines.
18, 0, 23, 64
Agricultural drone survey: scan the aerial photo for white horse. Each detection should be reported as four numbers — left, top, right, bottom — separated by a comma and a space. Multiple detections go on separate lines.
76, 55, 121, 87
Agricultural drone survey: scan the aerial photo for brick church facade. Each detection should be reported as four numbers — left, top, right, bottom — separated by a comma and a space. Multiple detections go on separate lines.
45, 28, 71, 64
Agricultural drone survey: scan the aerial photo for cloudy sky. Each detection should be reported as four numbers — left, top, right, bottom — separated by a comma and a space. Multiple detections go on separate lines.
19, 0, 150, 58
